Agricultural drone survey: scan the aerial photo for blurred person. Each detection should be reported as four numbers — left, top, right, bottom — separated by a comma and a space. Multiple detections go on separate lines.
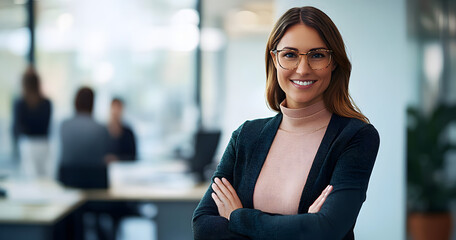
193, 6, 380, 240
103, 98, 140, 240
58, 87, 109, 189
59, 89, 136, 240
105, 98, 137, 163
12, 66, 52, 179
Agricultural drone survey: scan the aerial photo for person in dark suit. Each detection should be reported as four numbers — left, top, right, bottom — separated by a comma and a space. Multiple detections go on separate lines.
105, 98, 137, 163
12, 66, 52, 178
192, 6, 380, 240
58, 87, 109, 189
103, 98, 139, 239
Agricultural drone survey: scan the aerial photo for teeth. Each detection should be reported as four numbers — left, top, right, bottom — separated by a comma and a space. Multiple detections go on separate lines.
292, 80, 314, 86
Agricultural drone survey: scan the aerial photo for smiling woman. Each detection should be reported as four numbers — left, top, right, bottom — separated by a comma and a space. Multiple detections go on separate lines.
192, 6, 380, 240
271, 24, 334, 109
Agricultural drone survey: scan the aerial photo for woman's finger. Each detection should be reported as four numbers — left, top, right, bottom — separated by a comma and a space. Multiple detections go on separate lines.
221, 178, 238, 198
211, 192, 224, 209
221, 178, 236, 195
309, 185, 333, 213
214, 178, 235, 205
211, 193, 226, 218
212, 182, 230, 206
312, 186, 329, 206
314, 188, 329, 209
222, 178, 243, 206
315, 185, 333, 211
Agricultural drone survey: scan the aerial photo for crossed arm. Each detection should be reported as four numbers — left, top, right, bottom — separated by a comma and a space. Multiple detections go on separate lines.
211, 177, 333, 220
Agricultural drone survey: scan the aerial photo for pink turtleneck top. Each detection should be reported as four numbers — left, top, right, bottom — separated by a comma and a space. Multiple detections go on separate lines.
253, 100, 332, 215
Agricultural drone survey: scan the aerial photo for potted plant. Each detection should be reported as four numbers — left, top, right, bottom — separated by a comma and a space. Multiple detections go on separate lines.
407, 104, 456, 240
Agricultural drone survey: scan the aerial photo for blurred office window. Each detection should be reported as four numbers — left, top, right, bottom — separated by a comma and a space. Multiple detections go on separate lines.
201, 0, 275, 156
0, 0, 277, 167
0, 1, 28, 163
407, 0, 456, 109
35, 0, 199, 159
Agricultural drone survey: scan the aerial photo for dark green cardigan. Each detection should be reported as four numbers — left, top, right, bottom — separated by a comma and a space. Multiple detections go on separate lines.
193, 113, 380, 240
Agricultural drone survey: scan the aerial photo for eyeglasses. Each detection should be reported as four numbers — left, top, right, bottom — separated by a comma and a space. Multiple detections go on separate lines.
271, 49, 333, 70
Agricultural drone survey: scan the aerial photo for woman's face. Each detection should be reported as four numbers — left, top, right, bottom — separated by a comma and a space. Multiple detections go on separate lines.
110, 101, 123, 121
272, 24, 334, 109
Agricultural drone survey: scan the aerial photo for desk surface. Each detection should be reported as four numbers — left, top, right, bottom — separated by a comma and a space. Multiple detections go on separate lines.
0, 180, 84, 225
0, 183, 208, 225
84, 183, 209, 201
0, 161, 209, 225
0, 197, 84, 225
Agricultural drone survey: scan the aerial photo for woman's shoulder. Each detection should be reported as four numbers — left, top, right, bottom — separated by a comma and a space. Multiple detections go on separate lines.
36, 98, 52, 111
236, 113, 282, 134
228, 114, 282, 149
121, 125, 136, 137
13, 98, 26, 108
42, 98, 52, 106
244, 114, 280, 126
332, 114, 379, 144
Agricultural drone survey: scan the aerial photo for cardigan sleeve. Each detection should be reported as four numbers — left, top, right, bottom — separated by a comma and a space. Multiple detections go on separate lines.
228, 124, 380, 240
192, 125, 250, 240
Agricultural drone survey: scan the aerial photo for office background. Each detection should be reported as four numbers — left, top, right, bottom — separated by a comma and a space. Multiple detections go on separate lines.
0, 0, 455, 239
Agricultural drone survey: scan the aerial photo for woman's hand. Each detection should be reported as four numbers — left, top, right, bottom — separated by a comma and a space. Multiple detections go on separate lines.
308, 185, 333, 213
211, 177, 243, 220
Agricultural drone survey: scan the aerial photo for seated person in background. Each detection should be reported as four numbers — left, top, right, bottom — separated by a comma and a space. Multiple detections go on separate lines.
58, 87, 109, 189
12, 66, 52, 179
105, 98, 137, 163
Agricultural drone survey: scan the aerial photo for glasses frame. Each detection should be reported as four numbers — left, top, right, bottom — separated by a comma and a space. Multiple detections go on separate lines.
271, 49, 333, 70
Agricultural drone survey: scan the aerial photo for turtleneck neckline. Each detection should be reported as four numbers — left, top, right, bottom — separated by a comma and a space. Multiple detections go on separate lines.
279, 99, 332, 133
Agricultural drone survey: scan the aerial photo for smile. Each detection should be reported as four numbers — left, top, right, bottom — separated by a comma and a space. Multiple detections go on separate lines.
291, 80, 316, 86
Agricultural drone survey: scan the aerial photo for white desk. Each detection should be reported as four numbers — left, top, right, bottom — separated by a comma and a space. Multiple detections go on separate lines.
0, 161, 209, 240
0, 180, 85, 240
0, 180, 84, 224
83, 183, 208, 201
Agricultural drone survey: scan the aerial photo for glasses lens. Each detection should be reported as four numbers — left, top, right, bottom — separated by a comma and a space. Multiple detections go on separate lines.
307, 50, 331, 70
277, 50, 299, 70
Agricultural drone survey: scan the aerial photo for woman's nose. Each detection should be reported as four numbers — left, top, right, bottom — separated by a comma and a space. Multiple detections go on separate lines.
295, 55, 312, 74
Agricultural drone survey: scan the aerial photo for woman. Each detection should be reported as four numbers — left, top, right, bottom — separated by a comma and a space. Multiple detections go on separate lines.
105, 98, 137, 163
13, 66, 52, 179
192, 6, 380, 240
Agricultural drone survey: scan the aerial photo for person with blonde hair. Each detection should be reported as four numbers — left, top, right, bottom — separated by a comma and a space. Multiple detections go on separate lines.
193, 6, 380, 239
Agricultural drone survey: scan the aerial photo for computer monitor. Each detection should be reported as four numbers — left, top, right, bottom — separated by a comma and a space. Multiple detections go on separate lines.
189, 130, 221, 183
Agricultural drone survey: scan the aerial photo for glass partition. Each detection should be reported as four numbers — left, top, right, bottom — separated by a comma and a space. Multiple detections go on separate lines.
0, 1, 28, 163
35, 0, 199, 160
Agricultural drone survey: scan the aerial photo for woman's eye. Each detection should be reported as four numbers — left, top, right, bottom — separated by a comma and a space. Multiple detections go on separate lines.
282, 51, 298, 58
310, 53, 325, 58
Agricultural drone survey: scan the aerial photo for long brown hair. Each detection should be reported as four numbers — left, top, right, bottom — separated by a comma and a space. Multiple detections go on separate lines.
265, 6, 369, 123
22, 66, 43, 108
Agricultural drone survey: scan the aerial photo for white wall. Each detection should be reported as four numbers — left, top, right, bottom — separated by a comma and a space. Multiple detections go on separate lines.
276, 1, 414, 239
220, 34, 276, 150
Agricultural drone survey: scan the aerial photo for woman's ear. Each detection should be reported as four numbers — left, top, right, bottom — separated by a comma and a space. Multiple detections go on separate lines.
331, 62, 337, 72
270, 51, 278, 68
